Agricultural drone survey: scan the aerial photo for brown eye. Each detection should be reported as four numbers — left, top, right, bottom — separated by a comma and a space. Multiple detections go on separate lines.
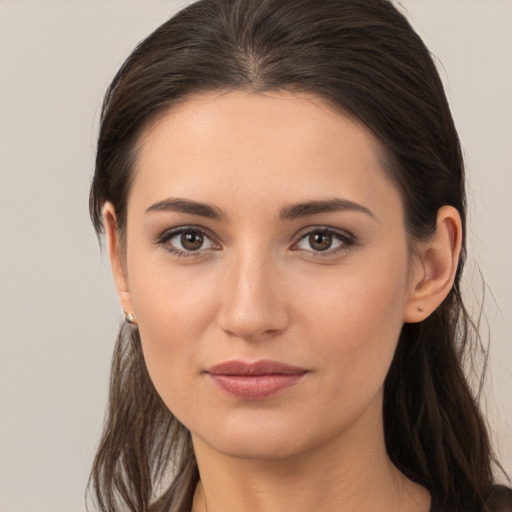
308, 233, 333, 251
295, 228, 353, 255
159, 227, 216, 256
181, 231, 204, 251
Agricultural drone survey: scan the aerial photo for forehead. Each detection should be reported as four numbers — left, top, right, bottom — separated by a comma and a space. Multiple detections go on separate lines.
130, 90, 402, 221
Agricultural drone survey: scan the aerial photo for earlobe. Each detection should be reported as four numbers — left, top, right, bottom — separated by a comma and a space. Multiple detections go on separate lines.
403, 206, 462, 323
103, 202, 135, 321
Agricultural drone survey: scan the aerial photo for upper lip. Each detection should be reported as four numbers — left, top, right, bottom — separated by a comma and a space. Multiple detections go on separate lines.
206, 360, 307, 376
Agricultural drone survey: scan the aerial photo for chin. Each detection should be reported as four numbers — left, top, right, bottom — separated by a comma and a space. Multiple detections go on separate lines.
201, 433, 307, 461
190, 412, 331, 462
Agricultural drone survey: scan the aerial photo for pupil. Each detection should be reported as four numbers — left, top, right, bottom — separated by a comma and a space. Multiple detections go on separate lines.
310, 233, 332, 251
182, 231, 203, 250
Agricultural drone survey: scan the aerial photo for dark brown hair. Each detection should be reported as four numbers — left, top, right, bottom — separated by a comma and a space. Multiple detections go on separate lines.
89, 1, 507, 511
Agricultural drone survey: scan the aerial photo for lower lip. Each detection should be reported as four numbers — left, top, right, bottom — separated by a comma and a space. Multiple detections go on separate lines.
208, 374, 305, 400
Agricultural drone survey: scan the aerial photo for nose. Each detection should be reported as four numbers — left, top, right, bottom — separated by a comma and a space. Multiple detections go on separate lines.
216, 250, 290, 342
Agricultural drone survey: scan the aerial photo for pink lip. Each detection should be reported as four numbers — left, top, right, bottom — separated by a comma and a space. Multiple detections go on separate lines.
206, 360, 307, 400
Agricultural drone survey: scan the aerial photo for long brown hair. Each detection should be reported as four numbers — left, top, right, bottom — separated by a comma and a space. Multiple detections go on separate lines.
89, 1, 506, 511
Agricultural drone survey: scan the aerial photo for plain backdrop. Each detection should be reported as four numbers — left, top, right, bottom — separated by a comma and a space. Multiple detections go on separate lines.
0, 1, 511, 511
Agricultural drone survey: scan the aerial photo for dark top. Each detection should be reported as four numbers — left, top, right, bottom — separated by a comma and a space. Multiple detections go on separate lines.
486, 486, 512, 512
429, 485, 512, 512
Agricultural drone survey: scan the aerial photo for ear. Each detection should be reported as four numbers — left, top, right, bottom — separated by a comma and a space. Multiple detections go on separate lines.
403, 206, 462, 323
103, 202, 135, 321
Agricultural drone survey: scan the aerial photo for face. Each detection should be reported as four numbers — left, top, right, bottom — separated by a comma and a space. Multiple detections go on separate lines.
112, 90, 419, 460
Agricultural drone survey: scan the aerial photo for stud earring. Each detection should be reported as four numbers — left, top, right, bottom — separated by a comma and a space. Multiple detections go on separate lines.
417, 305, 425, 312
124, 311, 137, 325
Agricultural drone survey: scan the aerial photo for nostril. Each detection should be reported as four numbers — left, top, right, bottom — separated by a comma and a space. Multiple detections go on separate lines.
216, 291, 289, 341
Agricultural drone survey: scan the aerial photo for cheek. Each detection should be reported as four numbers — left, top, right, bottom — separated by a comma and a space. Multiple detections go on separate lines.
294, 259, 408, 394
128, 262, 220, 404
131, 260, 218, 341
126, 238, 410, 435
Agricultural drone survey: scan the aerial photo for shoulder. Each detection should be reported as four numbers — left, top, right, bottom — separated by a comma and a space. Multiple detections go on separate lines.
486, 485, 512, 512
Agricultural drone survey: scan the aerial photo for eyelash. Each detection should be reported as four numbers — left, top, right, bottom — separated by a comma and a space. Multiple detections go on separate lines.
155, 227, 220, 259
155, 226, 356, 259
294, 227, 355, 258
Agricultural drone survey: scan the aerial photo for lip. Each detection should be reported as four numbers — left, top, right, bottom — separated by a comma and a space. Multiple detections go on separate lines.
206, 360, 308, 400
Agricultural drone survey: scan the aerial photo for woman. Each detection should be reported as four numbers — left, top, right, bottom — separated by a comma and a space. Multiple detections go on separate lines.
88, 0, 511, 511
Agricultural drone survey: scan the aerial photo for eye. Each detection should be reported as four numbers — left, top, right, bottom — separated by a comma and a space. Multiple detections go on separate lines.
294, 227, 354, 255
157, 227, 218, 257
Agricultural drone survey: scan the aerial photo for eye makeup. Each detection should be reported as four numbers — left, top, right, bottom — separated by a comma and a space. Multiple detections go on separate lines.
154, 224, 356, 260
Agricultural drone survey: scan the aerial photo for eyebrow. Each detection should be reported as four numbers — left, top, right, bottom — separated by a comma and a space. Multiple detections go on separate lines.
279, 198, 374, 220
145, 197, 374, 221
145, 198, 224, 220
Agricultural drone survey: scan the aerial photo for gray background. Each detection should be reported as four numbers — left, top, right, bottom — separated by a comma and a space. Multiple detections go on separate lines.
0, 1, 510, 511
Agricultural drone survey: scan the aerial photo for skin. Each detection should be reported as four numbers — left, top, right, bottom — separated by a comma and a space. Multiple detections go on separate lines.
104, 90, 462, 512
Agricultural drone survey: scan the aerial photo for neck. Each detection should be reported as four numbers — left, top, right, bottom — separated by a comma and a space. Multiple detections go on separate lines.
190, 395, 430, 512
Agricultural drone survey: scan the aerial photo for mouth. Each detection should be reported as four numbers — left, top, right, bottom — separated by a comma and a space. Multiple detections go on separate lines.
205, 360, 308, 400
